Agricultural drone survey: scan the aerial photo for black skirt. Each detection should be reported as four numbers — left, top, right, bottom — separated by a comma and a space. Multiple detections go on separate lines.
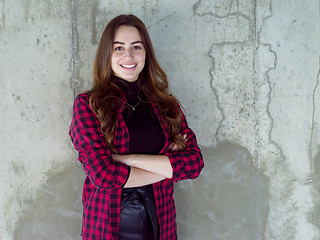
119, 184, 159, 240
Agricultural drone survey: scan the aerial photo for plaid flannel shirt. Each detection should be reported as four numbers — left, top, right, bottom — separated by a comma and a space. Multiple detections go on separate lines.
69, 93, 204, 240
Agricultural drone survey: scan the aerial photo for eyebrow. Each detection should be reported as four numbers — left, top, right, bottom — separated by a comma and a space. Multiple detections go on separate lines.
113, 41, 143, 45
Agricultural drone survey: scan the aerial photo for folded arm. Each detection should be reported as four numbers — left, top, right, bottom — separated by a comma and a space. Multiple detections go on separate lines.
69, 94, 130, 189
124, 167, 166, 188
112, 154, 173, 179
113, 110, 204, 183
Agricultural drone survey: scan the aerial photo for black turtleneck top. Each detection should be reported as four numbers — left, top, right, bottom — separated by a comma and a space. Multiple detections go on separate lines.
115, 78, 165, 154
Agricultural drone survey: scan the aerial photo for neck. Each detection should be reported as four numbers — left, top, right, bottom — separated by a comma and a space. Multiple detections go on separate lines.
114, 77, 141, 101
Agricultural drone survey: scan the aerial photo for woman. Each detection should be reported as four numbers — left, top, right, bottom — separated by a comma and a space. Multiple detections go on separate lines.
69, 14, 204, 240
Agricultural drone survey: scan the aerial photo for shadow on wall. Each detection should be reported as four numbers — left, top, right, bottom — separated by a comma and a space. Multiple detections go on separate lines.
174, 143, 270, 240
311, 149, 320, 229
14, 166, 86, 240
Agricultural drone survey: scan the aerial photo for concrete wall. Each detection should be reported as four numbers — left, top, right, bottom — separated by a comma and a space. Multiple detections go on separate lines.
1, 0, 319, 239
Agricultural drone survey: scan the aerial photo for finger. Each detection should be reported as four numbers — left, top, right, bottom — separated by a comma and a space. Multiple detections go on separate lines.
183, 134, 188, 142
168, 143, 178, 151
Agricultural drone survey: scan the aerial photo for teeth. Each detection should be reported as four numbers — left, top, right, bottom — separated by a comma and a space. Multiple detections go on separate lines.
121, 64, 136, 69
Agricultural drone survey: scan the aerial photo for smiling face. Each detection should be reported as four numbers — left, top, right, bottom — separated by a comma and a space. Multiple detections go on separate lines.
111, 25, 146, 82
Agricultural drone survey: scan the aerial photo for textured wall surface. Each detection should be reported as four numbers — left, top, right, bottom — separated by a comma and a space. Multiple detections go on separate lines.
1, 0, 319, 239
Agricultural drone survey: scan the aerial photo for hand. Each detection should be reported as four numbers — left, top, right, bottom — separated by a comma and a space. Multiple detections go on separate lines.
168, 134, 188, 152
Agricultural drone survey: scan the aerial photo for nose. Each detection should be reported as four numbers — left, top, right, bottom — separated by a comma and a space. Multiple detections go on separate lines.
124, 49, 134, 58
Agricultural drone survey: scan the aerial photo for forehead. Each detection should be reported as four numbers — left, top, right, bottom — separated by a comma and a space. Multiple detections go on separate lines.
114, 26, 142, 42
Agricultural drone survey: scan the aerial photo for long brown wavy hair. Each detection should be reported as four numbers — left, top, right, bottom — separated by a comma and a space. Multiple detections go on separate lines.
88, 14, 186, 153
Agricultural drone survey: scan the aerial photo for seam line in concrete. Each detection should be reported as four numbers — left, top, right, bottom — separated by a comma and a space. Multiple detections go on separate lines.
71, 0, 80, 99
91, 0, 99, 45
1, 0, 5, 31
253, 0, 259, 160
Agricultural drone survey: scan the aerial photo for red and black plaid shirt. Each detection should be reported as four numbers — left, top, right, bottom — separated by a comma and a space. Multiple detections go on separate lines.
69, 93, 204, 240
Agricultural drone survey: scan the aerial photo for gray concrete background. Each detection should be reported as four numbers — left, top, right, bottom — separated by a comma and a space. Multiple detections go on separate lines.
1, 0, 319, 239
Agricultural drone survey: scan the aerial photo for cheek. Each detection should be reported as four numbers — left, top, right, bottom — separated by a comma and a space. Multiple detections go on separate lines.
111, 53, 119, 66
111, 58, 118, 74
111, 57, 115, 69
139, 52, 146, 64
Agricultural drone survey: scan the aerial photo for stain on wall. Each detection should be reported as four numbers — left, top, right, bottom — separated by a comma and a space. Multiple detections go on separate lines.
175, 144, 269, 239
14, 166, 85, 240
311, 149, 320, 230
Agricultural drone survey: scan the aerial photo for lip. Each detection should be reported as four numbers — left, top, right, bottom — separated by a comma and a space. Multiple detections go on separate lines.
120, 64, 137, 69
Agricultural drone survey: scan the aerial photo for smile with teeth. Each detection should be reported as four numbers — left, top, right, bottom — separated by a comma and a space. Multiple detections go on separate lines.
121, 64, 137, 69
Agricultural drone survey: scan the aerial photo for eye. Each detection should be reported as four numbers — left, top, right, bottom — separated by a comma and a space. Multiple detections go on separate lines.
133, 45, 142, 50
114, 46, 123, 51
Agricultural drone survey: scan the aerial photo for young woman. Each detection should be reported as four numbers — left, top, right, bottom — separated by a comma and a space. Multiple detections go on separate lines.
69, 14, 204, 240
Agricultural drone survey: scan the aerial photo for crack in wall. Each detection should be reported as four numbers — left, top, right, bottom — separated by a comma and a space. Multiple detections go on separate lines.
194, 9, 252, 23
193, 0, 255, 144
208, 41, 252, 143
254, 0, 286, 164
262, 44, 284, 160
147, 14, 171, 29
207, 45, 225, 143
193, 0, 245, 19
309, 55, 320, 162
194, 0, 285, 166
252, 0, 259, 160
193, 0, 254, 43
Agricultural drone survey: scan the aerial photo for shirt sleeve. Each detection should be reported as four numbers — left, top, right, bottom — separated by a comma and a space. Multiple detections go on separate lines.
164, 108, 204, 182
69, 93, 130, 189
